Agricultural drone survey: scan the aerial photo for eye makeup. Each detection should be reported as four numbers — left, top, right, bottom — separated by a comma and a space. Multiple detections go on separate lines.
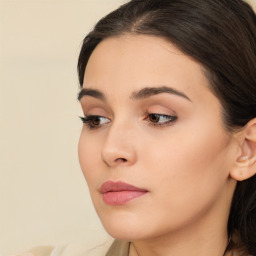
80, 115, 111, 130
144, 112, 178, 127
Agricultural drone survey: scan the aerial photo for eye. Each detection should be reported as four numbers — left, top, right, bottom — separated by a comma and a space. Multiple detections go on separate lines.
146, 113, 177, 127
80, 115, 110, 129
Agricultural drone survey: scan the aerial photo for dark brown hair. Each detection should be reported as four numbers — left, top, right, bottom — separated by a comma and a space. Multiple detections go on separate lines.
77, 0, 256, 254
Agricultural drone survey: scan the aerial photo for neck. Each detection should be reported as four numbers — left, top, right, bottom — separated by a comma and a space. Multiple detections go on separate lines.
129, 204, 230, 256
130, 228, 229, 256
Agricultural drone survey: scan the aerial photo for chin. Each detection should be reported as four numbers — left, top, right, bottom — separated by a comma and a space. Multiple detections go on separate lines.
97, 211, 148, 241
104, 225, 145, 241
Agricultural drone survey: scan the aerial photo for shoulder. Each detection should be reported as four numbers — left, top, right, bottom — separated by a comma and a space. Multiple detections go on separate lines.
28, 244, 68, 256
28, 246, 55, 256
19, 238, 116, 256
5, 246, 55, 256
30, 239, 113, 256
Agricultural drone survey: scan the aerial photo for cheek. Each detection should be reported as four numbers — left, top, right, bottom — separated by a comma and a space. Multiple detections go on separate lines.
78, 132, 102, 187
158, 114, 229, 171
133, 126, 232, 232
142, 122, 232, 203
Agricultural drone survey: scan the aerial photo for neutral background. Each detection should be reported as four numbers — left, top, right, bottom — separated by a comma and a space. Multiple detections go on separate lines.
0, 0, 255, 254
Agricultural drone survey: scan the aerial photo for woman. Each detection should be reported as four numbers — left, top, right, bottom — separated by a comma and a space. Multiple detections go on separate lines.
28, 0, 256, 255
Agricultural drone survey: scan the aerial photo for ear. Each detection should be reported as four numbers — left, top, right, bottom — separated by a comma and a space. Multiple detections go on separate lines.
230, 118, 256, 181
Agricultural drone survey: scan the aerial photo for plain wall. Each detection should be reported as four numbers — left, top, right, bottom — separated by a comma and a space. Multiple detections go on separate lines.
0, 0, 255, 254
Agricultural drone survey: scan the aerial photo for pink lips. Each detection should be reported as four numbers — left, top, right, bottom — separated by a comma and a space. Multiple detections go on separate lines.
100, 181, 148, 206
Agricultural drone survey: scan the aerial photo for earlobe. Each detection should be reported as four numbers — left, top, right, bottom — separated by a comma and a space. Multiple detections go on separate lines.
231, 152, 255, 181
230, 118, 256, 181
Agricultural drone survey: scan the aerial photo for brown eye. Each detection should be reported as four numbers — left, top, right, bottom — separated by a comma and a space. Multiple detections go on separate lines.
91, 116, 101, 126
149, 114, 160, 123
80, 115, 110, 129
146, 113, 178, 126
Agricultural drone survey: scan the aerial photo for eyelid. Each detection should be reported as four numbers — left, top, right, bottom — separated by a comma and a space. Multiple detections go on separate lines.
146, 104, 177, 116
80, 101, 113, 116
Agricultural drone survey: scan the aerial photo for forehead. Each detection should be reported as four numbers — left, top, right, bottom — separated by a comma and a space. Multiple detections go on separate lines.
83, 35, 212, 101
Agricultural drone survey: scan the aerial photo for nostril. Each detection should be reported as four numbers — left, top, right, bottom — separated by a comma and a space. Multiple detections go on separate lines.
116, 158, 127, 163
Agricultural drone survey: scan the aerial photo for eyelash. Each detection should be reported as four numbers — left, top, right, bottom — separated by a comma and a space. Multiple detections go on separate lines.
80, 115, 110, 130
79, 113, 177, 129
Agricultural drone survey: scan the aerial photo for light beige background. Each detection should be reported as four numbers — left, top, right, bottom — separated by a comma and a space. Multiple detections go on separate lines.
0, 0, 255, 254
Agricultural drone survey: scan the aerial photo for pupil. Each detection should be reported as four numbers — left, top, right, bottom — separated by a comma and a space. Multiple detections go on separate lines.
150, 114, 160, 123
92, 117, 100, 125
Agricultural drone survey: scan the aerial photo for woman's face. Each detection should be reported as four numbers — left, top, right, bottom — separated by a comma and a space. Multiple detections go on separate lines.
78, 35, 237, 241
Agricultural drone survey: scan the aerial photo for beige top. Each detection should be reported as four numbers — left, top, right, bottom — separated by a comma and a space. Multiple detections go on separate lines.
105, 240, 250, 256
26, 241, 130, 256
105, 240, 130, 256
24, 238, 251, 256
104, 240, 251, 256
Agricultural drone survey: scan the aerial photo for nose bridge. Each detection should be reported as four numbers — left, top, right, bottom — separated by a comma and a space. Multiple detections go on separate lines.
101, 115, 136, 167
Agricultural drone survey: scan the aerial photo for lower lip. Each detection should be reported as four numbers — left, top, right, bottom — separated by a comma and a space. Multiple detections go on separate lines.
102, 191, 147, 205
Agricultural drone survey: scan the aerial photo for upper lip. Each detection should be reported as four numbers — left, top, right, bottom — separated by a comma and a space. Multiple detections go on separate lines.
100, 181, 148, 193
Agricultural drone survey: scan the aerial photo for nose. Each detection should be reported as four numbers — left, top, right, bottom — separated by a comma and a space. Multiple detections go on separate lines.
101, 120, 137, 168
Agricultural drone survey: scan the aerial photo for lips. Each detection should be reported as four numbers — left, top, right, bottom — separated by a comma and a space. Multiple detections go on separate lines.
100, 181, 148, 205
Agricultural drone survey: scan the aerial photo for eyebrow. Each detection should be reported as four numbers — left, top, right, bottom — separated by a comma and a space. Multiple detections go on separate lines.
130, 86, 191, 101
78, 86, 191, 102
78, 88, 105, 101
